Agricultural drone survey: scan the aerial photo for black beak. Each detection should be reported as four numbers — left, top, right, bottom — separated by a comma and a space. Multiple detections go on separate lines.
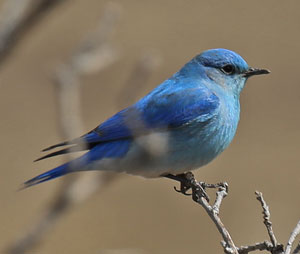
243, 67, 270, 78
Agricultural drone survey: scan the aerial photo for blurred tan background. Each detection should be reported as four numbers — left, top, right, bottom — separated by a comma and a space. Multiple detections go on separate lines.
1, 0, 300, 253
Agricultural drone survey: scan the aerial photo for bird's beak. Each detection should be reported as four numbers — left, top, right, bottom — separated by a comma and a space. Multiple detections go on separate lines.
243, 67, 270, 78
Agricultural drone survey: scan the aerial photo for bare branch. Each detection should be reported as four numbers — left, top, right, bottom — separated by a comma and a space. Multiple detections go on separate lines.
0, 0, 66, 65
286, 220, 300, 254
212, 182, 228, 215
169, 175, 296, 254
193, 186, 238, 254
7, 3, 121, 253
117, 50, 162, 108
170, 172, 239, 254
238, 241, 274, 254
8, 2, 162, 252
255, 191, 278, 247
70, 2, 121, 76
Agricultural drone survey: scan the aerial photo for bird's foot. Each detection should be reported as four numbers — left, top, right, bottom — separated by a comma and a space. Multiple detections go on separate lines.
163, 173, 192, 196
163, 172, 210, 201
163, 172, 228, 203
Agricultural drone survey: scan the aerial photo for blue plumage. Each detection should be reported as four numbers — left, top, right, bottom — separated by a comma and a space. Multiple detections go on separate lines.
25, 139, 131, 187
24, 49, 269, 188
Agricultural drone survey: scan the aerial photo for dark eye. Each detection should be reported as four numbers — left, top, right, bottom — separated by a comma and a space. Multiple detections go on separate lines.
221, 64, 235, 75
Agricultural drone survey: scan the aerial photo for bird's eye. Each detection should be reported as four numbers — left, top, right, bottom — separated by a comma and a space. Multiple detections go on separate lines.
221, 65, 235, 75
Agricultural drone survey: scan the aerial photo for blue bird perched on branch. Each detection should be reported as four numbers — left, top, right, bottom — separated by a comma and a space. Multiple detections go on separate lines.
24, 48, 269, 188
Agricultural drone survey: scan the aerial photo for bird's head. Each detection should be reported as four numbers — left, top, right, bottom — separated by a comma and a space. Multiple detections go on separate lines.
196, 48, 270, 96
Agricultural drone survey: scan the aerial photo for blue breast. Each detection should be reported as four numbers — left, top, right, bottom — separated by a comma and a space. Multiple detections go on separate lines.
166, 93, 240, 171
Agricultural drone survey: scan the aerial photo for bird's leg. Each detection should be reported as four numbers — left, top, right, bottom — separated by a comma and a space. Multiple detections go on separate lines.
163, 172, 210, 201
163, 172, 193, 196
163, 172, 228, 203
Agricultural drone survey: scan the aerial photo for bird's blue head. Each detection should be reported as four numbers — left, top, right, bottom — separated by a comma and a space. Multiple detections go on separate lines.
194, 48, 270, 96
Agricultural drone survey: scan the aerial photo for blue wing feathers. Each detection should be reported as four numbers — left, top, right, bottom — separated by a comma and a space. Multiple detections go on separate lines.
139, 86, 219, 128
84, 139, 131, 161
38, 83, 219, 160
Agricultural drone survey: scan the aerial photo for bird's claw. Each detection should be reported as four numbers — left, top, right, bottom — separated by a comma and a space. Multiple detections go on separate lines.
164, 172, 228, 203
173, 184, 192, 196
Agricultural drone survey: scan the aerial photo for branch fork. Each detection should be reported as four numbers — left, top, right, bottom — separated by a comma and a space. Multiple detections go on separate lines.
167, 172, 299, 254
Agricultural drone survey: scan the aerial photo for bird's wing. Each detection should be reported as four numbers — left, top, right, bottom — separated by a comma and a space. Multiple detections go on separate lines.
36, 83, 219, 161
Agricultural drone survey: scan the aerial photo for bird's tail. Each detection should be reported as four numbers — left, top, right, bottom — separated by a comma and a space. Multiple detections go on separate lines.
23, 139, 132, 189
22, 163, 69, 189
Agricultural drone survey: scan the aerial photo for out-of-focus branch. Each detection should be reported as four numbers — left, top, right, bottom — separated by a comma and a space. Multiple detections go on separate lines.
7, 3, 121, 254
117, 50, 166, 158
117, 50, 162, 108
8, 2, 162, 253
0, 0, 66, 65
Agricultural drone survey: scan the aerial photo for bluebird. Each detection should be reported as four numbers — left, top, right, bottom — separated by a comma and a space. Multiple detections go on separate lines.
24, 49, 269, 188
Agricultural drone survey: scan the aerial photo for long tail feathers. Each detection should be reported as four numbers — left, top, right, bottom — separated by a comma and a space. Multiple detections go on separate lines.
41, 133, 92, 152
41, 141, 69, 152
34, 145, 87, 162
22, 164, 69, 189
26, 139, 132, 189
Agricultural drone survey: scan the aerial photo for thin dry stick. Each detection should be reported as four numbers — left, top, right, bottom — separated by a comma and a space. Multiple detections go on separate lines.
286, 220, 300, 254
174, 172, 239, 254
255, 191, 278, 247
238, 241, 274, 254
255, 191, 285, 254
195, 189, 238, 254
0, 0, 65, 66
172, 174, 296, 254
